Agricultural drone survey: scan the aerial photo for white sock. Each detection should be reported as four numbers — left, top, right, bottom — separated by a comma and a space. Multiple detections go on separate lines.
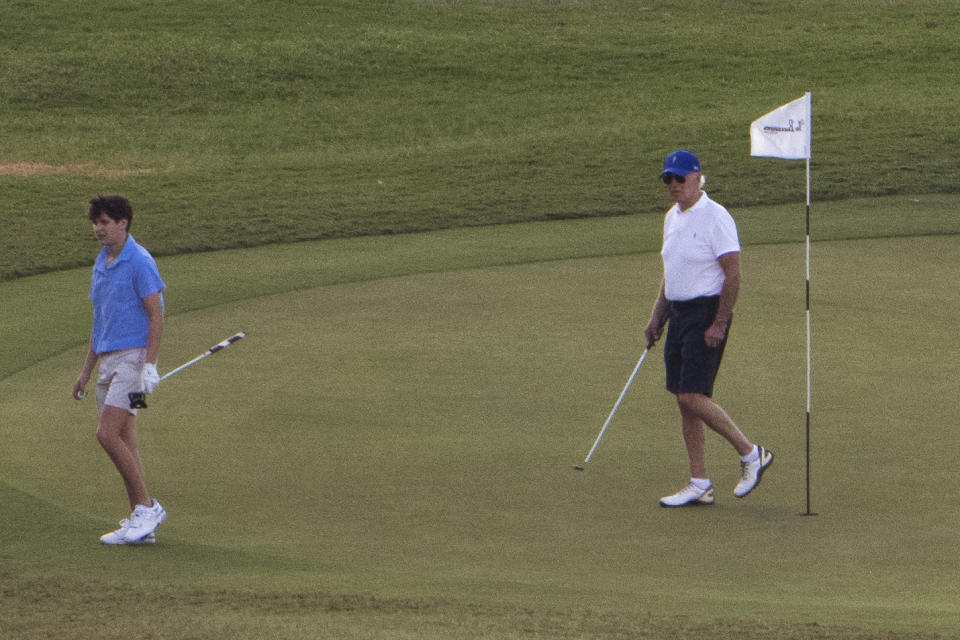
741, 445, 759, 463
691, 477, 712, 490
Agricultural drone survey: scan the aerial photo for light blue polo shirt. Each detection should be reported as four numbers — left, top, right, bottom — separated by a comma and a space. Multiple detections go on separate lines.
90, 235, 166, 355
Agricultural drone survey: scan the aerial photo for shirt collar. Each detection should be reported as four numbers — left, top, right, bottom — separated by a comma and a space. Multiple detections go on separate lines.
677, 192, 707, 214
98, 235, 137, 269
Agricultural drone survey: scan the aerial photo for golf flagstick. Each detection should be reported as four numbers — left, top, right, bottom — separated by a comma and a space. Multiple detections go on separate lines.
574, 312, 667, 471
129, 332, 246, 409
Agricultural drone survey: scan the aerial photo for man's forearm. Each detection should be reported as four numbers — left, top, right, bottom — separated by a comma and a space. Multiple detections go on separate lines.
80, 341, 99, 379
650, 279, 670, 323
714, 274, 739, 326
143, 293, 164, 365
145, 317, 163, 365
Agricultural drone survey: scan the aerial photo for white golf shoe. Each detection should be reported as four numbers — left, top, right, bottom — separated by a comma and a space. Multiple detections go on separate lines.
100, 499, 166, 545
659, 482, 715, 507
734, 446, 774, 498
100, 523, 157, 545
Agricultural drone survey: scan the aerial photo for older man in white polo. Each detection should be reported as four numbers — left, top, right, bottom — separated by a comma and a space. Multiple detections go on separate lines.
645, 150, 774, 507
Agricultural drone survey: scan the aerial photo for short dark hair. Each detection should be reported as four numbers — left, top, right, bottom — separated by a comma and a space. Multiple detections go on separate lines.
88, 195, 133, 232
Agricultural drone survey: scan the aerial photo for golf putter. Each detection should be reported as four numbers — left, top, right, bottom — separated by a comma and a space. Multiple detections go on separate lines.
574, 310, 668, 471
129, 332, 245, 409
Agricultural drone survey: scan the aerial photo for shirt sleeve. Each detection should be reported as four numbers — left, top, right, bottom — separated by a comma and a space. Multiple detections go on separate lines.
711, 208, 741, 258
132, 252, 166, 301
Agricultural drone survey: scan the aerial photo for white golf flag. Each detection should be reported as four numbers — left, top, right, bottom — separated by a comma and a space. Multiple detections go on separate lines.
750, 92, 811, 160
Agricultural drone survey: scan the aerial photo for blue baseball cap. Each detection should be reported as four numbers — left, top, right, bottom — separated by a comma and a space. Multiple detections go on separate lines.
660, 150, 701, 178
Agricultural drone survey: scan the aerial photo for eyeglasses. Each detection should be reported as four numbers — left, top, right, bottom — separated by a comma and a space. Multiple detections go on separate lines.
661, 174, 686, 185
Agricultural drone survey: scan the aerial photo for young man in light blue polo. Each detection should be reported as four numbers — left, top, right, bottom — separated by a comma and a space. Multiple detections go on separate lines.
645, 151, 774, 507
74, 195, 167, 544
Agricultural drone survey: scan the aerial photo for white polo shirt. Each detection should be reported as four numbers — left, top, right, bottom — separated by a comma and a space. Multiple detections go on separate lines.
661, 193, 740, 302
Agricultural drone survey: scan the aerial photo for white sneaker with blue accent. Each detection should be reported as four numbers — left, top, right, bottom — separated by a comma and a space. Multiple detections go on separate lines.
734, 446, 774, 498
99, 499, 166, 545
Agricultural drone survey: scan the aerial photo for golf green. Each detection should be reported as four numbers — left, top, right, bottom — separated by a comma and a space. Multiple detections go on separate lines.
2, 229, 958, 638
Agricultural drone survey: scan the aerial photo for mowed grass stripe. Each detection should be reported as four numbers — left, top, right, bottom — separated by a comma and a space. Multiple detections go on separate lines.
3, 193, 958, 382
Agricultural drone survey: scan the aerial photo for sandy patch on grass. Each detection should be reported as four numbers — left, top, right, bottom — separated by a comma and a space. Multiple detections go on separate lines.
0, 162, 151, 178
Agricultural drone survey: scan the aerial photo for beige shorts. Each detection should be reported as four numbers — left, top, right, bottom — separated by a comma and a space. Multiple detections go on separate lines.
96, 348, 146, 415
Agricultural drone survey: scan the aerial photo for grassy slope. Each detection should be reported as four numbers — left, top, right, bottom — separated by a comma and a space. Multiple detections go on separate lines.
1, 0, 959, 280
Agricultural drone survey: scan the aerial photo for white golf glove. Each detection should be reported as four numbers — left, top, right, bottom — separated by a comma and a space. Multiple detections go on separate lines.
141, 363, 161, 394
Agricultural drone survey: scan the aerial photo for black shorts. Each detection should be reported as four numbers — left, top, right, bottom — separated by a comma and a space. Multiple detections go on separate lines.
664, 296, 730, 397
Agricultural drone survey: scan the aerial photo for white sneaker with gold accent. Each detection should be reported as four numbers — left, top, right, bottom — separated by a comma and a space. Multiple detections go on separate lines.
659, 482, 715, 507
100, 520, 158, 545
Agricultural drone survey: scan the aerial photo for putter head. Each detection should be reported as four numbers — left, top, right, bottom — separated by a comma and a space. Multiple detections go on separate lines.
128, 392, 148, 410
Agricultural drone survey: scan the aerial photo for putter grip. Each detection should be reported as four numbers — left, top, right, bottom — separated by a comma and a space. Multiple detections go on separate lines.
128, 392, 147, 409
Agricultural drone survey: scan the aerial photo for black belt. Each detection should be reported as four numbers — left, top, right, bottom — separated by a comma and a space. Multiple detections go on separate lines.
668, 295, 719, 310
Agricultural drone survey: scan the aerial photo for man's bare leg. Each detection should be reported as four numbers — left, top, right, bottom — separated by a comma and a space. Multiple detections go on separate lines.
96, 406, 150, 510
